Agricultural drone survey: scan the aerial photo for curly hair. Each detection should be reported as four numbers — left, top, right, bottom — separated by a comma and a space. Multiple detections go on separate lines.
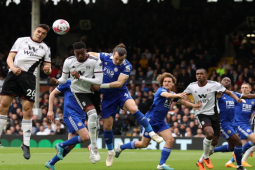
157, 72, 177, 87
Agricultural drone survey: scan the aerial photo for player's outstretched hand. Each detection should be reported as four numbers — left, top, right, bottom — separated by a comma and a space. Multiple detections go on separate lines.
194, 101, 202, 110
43, 65, 51, 75
236, 98, 243, 103
50, 77, 59, 84
178, 92, 187, 99
47, 110, 54, 122
90, 84, 100, 91
11, 67, 21, 76
71, 71, 80, 79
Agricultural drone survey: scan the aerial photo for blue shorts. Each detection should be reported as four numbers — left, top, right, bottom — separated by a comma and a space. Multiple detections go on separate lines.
221, 123, 237, 140
64, 116, 86, 134
236, 124, 254, 140
101, 90, 132, 119
141, 119, 169, 139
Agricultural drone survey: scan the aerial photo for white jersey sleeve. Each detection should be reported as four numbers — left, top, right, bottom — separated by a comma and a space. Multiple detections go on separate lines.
184, 84, 192, 94
213, 82, 226, 93
10, 38, 23, 52
94, 58, 103, 73
58, 58, 70, 84
44, 48, 51, 63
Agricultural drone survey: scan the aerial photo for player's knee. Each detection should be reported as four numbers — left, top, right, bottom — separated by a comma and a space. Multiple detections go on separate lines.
129, 107, 138, 114
234, 140, 242, 146
87, 109, 97, 121
205, 132, 214, 140
228, 145, 235, 151
140, 142, 149, 148
80, 133, 90, 142
168, 137, 174, 145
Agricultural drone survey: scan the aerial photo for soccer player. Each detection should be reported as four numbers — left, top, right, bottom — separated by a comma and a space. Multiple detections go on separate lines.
224, 83, 255, 168
114, 73, 202, 170
183, 69, 242, 170
45, 79, 90, 170
0, 24, 52, 159
210, 77, 252, 170
50, 42, 102, 163
88, 43, 163, 167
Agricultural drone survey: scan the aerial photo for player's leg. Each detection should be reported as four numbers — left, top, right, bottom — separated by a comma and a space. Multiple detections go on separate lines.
122, 98, 163, 143
157, 128, 175, 170
242, 145, 255, 166
45, 133, 76, 169
0, 95, 14, 141
20, 98, 34, 160
102, 116, 116, 167
115, 126, 151, 158
197, 115, 214, 169
56, 117, 89, 160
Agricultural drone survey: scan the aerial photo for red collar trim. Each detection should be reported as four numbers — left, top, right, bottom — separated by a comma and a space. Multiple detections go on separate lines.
198, 80, 208, 87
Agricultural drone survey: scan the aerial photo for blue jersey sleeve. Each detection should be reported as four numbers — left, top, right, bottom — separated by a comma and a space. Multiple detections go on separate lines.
121, 64, 132, 76
56, 80, 71, 92
99, 52, 112, 62
233, 92, 242, 98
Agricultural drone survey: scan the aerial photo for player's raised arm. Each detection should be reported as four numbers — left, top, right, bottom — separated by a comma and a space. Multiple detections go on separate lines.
87, 52, 99, 57
47, 88, 60, 122
224, 89, 242, 103
50, 59, 69, 84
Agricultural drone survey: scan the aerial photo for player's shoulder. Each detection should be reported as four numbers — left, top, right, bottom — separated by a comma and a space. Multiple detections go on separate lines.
188, 81, 198, 86
88, 55, 99, 61
207, 80, 219, 84
66, 56, 76, 60
121, 59, 132, 70
101, 52, 112, 58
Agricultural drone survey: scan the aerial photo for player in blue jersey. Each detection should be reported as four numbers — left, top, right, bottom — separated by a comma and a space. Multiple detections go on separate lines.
45, 80, 90, 170
114, 73, 202, 170
88, 43, 163, 167
223, 83, 255, 168
208, 77, 252, 170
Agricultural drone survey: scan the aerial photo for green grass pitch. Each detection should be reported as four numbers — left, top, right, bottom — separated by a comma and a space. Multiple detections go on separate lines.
0, 147, 254, 170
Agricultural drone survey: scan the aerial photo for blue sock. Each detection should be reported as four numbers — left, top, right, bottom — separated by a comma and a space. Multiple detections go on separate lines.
159, 147, 172, 165
234, 145, 242, 166
120, 141, 136, 150
133, 111, 152, 132
49, 147, 70, 165
214, 145, 231, 152
104, 129, 113, 150
242, 141, 255, 154
59, 136, 82, 148
230, 156, 235, 163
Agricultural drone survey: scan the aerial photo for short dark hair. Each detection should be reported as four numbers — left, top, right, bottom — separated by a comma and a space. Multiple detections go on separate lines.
113, 43, 127, 57
73, 42, 86, 50
36, 24, 50, 32
197, 68, 207, 74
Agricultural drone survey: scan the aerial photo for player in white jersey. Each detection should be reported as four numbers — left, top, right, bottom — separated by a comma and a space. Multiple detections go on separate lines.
50, 42, 102, 163
0, 24, 52, 159
184, 68, 242, 170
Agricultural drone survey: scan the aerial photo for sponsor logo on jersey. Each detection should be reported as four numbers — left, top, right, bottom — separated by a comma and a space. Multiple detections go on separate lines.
72, 66, 76, 68
124, 65, 131, 72
78, 71, 85, 76
28, 45, 38, 52
39, 45, 43, 49
114, 67, 118, 72
198, 94, 207, 98
103, 67, 114, 78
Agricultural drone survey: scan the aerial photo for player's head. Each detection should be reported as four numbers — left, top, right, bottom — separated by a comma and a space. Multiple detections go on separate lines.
73, 42, 87, 62
157, 72, 176, 90
196, 68, 207, 82
32, 24, 50, 42
113, 43, 127, 65
221, 77, 231, 89
241, 83, 252, 95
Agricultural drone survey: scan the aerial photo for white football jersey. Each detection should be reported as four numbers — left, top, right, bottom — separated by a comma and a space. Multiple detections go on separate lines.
62, 55, 102, 93
184, 80, 226, 116
10, 37, 51, 76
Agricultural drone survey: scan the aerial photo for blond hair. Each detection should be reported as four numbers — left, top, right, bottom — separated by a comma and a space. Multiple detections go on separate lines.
157, 72, 177, 87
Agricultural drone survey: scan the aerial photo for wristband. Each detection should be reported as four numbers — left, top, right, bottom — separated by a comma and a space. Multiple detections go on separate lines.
100, 83, 110, 88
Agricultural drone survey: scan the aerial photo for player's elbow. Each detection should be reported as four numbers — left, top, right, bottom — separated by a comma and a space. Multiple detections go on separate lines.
116, 82, 124, 88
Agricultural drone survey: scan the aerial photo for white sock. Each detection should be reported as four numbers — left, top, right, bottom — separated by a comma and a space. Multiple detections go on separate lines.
203, 138, 212, 159
199, 154, 204, 163
0, 115, 7, 137
22, 119, 32, 146
209, 145, 215, 153
96, 116, 100, 141
242, 145, 255, 162
87, 109, 98, 148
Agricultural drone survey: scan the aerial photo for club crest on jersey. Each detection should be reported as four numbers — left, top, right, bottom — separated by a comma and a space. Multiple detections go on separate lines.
77, 123, 82, 127
207, 89, 211, 92
114, 67, 118, 72
105, 62, 107, 65
86, 66, 91, 69
247, 129, 251, 132
227, 130, 231, 134
252, 101, 254, 105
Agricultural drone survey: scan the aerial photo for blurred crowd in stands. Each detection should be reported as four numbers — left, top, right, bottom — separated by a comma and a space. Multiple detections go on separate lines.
1, 0, 255, 137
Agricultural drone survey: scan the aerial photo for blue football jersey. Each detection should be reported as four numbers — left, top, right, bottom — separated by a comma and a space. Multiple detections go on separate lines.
235, 98, 255, 125
99, 52, 132, 93
56, 80, 86, 119
218, 92, 241, 123
146, 87, 178, 122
